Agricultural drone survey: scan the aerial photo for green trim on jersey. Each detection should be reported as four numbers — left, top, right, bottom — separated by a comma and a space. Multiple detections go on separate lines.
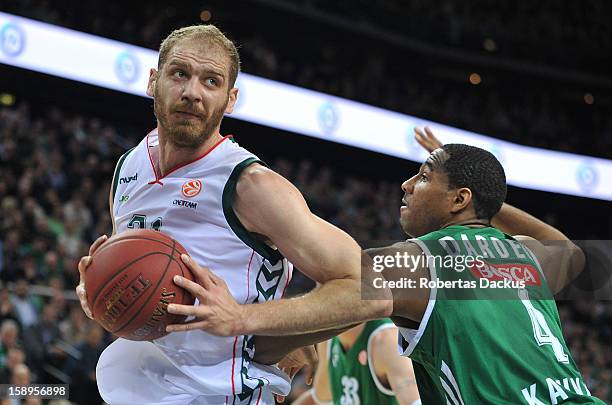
111, 146, 136, 201
222, 157, 283, 263
328, 319, 398, 405
403, 225, 604, 405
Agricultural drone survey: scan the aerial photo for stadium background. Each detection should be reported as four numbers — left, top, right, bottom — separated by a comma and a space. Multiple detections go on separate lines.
0, 0, 610, 403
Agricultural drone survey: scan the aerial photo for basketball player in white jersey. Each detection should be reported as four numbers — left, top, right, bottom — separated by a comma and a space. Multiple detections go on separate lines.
75, 25, 391, 405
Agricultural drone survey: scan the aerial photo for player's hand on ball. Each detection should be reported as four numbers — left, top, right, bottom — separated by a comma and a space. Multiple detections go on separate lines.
414, 126, 443, 153
76, 234, 108, 319
166, 255, 244, 337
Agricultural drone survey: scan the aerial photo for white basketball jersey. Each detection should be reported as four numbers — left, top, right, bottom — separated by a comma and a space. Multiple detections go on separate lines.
96, 129, 292, 404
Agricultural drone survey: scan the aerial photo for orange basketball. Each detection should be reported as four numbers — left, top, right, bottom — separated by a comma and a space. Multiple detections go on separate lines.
85, 229, 195, 341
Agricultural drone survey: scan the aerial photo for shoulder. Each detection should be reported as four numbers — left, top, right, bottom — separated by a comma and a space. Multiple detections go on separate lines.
369, 325, 407, 378
236, 163, 295, 194
234, 163, 307, 216
369, 324, 397, 350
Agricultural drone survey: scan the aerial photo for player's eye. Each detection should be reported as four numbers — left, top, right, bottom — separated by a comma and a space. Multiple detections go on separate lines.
206, 78, 218, 86
420, 173, 428, 182
173, 70, 186, 79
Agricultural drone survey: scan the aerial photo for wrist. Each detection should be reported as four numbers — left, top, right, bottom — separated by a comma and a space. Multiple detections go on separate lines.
236, 303, 255, 335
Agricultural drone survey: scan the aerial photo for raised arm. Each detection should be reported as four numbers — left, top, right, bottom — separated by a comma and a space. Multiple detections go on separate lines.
492, 203, 585, 293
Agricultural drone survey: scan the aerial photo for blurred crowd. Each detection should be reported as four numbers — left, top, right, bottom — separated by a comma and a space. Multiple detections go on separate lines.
294, 0, 611, 72
3, 0, 612, 158
0, 103, 120, 404
0, 96, 611, 402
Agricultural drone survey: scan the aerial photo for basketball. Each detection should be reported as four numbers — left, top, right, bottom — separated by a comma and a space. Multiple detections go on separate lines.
85, 229, 195, 341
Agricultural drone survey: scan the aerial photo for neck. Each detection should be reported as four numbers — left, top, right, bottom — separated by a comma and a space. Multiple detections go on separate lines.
156, 127, 223, 177
338, 323, 366, 350
440, 215, 490, 230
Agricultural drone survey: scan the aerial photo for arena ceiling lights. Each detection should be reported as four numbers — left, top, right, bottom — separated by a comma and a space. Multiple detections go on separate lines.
1, 12, 610, 201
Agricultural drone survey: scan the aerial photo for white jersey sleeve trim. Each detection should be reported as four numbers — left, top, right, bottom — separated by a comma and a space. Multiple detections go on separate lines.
399, 239, 438, 357
110, 146, 136, 234
367, 323, 396, 396
221, 157, 283, 263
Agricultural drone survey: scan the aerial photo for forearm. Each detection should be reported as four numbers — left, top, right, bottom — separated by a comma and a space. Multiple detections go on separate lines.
492, 203, 569, 241
253, 324, 356, 365
394, 381, 421, 405
242, 278, 390, 336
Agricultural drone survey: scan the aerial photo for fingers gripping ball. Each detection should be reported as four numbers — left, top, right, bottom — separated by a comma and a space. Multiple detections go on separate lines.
85, 229, 195, 341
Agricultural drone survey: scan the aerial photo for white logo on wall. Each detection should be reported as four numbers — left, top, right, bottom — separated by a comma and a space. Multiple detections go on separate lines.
0, 23, 25, 57
115, 51, 139, 84
575, 161, 598, 193
318, 101, 340, 135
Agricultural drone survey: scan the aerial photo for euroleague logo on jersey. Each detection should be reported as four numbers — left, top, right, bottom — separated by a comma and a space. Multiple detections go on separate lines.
181, 179, 202, 198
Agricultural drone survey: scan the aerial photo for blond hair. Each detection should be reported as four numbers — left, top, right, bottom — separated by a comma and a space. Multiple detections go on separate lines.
158, 25, 241, 88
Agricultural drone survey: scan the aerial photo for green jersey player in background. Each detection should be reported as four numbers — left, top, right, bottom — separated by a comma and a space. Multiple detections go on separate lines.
365, 128, 604, 404
293, 319, 421, 405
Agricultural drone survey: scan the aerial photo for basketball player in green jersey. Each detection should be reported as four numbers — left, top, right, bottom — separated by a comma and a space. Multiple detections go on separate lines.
364, 127, 604, 404
293, 319, 421, 405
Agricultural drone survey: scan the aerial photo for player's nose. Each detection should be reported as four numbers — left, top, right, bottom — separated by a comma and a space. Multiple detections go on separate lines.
181, 77, 203, 103
401, 177, 415, 193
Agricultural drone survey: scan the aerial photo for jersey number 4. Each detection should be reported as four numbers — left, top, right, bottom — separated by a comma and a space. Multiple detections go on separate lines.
519, 289, 569, 364
127, 214, 163, 231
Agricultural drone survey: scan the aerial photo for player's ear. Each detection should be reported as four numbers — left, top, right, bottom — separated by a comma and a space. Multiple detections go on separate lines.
225, 87, 239, 114
146, 68, 158, 98
450, 187, 472, 213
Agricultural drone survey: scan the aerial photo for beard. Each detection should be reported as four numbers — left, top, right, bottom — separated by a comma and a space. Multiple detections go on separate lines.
154, 88, 228, 149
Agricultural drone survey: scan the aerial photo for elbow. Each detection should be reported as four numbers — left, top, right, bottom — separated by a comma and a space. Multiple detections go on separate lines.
358, 278, 393, 319
568, 243, 586, 280
365, 298, 393, 319
253, 350, 283, 366
380, 299, 394, 317
252, 337, 285, 365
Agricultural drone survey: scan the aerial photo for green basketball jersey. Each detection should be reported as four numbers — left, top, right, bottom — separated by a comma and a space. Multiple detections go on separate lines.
328, 319, 398, 405
397, 225, 604, 405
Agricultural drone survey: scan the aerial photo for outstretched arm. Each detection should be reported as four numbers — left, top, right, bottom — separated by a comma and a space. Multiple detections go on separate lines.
492, 204, 585, 294
167, 164, 392, 336
492, 203, 568, 241
234, 165, 392, 335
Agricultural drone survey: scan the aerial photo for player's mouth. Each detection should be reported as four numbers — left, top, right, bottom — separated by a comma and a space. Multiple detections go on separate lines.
174, 110, 203, 119
400, 198, 409, 211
